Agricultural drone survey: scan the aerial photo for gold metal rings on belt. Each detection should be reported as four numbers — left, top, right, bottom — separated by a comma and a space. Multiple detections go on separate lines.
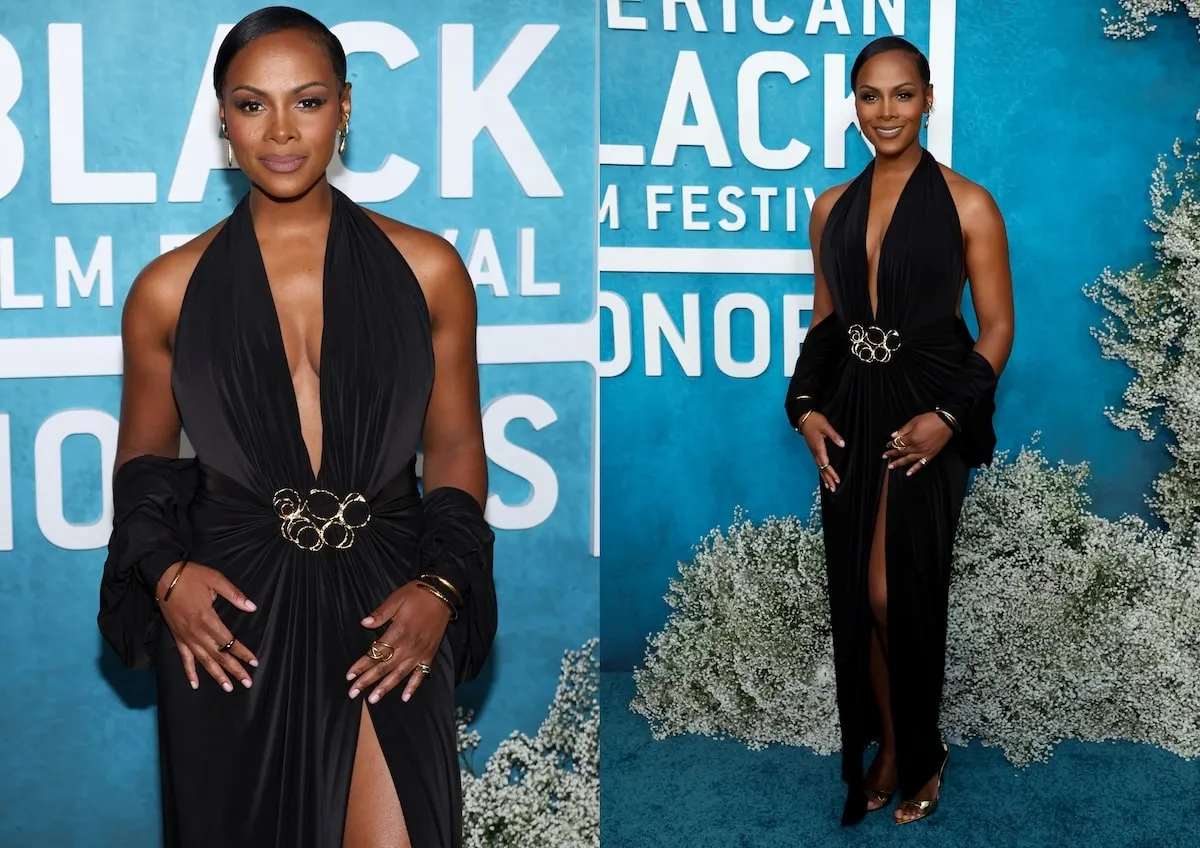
272, 487, 371, 552
848, 324, 901, 364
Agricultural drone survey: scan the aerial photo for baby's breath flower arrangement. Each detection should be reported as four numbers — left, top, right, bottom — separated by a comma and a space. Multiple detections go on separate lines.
1100, 1, 1200, 40
1086, 138, 1200, 533
458, 640, 599, 848
632, 447, 1200, 766
632, 6, 1200, 769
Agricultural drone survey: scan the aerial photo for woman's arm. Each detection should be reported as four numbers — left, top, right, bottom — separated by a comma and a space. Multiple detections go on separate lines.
959, 185, 1016, 377
409, 236, 488, 506
116, 253, 189, 468
808, 185, 841, 328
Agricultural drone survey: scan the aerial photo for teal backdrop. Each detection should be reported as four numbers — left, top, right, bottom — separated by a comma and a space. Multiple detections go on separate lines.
0, 2, 598, 845
597, 2, 1200, 668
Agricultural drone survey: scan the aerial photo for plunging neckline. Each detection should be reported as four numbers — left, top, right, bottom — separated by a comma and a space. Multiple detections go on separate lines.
862, 149, 926, 323
244, 189, 338, 486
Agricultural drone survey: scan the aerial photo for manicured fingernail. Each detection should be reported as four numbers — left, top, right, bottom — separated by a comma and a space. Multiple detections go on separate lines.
190, 680, 199, 690
361, 617, 373, 626
249, 659, 259, 668
368, 692, 380, 704
245, 600, 257, 611
349, 688, 360, 699
222, 682, 233, 693
402, 692, 411, 702
346, 672, 356, 681
241, 678, 252, 689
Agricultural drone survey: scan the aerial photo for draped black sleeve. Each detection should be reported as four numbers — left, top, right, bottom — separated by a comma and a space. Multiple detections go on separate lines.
936, 349, 999, 467
784, 313, 849, 429
97, 455, 199, 670
418, 486, 497, 685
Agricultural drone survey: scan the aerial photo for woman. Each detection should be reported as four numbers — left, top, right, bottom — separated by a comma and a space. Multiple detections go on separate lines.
785, 36, 1014, 825
96, 7, 496, 847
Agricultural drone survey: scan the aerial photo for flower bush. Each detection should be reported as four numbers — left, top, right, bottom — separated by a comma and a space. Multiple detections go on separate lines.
1086, 139, 1200, 533
632, 447, 1200, 765
459, 639, 599, 848
632, 7, 1200, 767
1101, 1, 1200, 40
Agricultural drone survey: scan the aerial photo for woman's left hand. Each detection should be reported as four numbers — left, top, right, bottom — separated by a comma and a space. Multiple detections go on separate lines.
883, 412, 954, 476
346, 582, 454, 704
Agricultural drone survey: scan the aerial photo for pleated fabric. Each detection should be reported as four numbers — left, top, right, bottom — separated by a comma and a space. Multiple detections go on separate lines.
158, 186, 460, 847
789, 150, 997, 823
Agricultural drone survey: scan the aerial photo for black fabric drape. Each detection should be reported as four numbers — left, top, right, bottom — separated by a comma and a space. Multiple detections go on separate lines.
97, 455, 198, 670
785, 315, 849, 429
418, 486, 497, 685
97, 187, 490, 847
784, 150, 999, 825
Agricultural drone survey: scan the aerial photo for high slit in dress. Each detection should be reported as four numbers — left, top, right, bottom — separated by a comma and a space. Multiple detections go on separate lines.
785, 150, 998, 824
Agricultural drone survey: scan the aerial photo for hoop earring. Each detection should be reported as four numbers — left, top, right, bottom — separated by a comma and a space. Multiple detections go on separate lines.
337, 126, 348, 157
220, 120, 233, 167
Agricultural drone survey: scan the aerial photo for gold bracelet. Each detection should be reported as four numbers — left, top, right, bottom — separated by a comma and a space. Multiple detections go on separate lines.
420, 573, 464, 607
414, 580, 459, 621
796, 409, 815, 431
157, 560, 190, 604
934, 407, 961, 432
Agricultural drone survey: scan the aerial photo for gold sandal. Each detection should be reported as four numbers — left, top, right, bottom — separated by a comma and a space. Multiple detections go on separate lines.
896, 743, 949, 825
865, 788, 894, 812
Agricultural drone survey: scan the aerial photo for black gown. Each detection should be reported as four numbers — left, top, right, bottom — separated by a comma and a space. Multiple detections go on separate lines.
155, 187, 458, 846
785, 150, 998, 823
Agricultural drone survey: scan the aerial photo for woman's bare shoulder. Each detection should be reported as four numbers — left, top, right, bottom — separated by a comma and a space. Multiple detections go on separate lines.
937, 163, 1003, 227
361, 208, 468, 300
124, 221, 226, 339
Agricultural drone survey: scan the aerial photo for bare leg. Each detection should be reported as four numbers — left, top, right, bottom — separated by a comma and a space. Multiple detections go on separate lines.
865, 475, 897, 809
344, 704, 410, 847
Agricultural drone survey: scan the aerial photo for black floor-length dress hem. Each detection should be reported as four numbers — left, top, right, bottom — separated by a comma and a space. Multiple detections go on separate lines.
785, 150, 997, 825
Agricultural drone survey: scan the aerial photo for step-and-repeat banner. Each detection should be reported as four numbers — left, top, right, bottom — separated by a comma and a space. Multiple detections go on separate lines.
0, 2, 596, 843
597, 1, 1200, 667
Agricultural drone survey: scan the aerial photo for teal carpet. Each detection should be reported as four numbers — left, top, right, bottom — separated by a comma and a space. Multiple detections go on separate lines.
601, 673, 1198, 847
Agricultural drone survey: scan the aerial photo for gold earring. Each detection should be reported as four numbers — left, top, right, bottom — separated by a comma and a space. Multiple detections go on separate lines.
220, 120, 233, 167
923, 112, 930, 129
337, 126, 348, 157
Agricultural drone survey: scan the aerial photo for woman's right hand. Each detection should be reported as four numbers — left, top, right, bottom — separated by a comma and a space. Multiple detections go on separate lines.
801, 412, 845, 493
156, 561, 259, 692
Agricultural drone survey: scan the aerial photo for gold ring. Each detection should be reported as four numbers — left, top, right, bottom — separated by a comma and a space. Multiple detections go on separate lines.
218, 637, 236, 653
919, 457, 929, 466
818, 462, 831, 471
367, 641, 395, 662
892, 436, 907, 450
414, 663, 432, 677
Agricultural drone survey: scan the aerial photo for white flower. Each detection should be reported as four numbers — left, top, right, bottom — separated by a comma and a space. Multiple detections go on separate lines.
1100, 0, 1200, 39
631, 447, 1200, 766
458, 640, 600, 848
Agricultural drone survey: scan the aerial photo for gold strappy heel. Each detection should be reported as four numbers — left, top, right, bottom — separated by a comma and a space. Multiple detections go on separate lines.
865, 788, 894, 812
896, 743, 949, 825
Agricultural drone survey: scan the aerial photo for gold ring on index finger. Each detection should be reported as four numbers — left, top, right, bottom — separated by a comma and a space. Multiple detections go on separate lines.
891, 435, 907, 450
414, 663, 432, 678
218, 637, 236, 653
818, 462, 831, 471
368, 641, 395, 662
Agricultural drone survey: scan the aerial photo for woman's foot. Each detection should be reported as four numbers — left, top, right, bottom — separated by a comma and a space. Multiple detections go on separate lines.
895, 744, 949, 824
863, 747, 897, 812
